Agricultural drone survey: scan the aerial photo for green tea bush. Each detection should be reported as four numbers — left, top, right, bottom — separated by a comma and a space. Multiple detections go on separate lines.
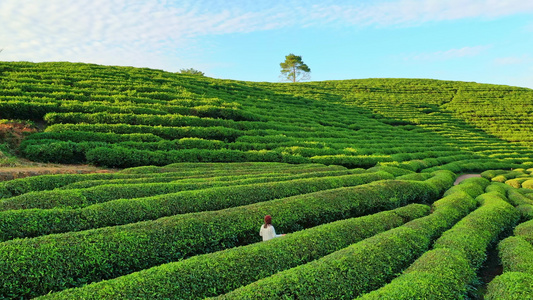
492, 175, 507, 183
86, 147, 257, 167
0, 101, 59, 120
516, 205, 533, 221
443, 177, 489, 198
45, 123, 244, 142
44, 112, 233, 128
215, 180, 478, 299
498, 236, 533, 274
357, 249, 474, 300
367, 165, 415, 177
513, 219, 533, 244
433, 192, 519, 270
38, 204, 429, 299
522, 179, 533, 189
485, 182, 511, 195
507, 189, 533, 207
21, 141, 87, 164
359, 191, 519, 299
23, 130, 163, 143
309, 154, 391, 168
0, 179, 439, 298
505, 178, 529, 188
486, 272, 533, 300
0, 172, 392, 240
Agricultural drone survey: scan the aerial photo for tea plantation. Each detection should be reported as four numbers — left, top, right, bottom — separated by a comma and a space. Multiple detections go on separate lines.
1, 61, 533, 299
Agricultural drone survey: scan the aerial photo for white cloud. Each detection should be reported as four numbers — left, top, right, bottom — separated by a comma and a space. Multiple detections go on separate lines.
0, 0, 532, 71
405, 45, 491, 61
0, 0, 296, 70
298, 0, 533, 27
494, 55, 532, 65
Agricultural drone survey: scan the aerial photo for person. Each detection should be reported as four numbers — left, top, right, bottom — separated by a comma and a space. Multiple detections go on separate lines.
259, 215, 285, 241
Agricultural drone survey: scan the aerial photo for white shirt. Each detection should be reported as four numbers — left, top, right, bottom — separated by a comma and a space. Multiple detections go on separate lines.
259, 224, 282, 241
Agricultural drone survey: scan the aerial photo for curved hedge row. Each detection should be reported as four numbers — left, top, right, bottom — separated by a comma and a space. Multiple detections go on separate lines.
0, 162, 340, 198
0, 176, 448, 299
434, 192, 519, 269
85, 146, 278, 168
38, 204, 430, 299
514, 219, 533, 244
485, 218, 533, 299
0, 171, 391, 211
359, 191, 519, 299
357, 248, 474, 300
22, 130, 164, 143
486, 272, 533, 300
498, 236, 533, 274
0, 171, 392, 241
58, 168, 353, 190
215, 179, 478, 299
45, 123, 244, 141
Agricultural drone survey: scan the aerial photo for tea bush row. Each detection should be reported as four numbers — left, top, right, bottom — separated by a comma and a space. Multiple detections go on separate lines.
360, 190, 519, 299
0, 175, 448, 299
38, 204, 429, 299
0, 171, 392, 241
216, 178, 479, 299
0, 162, 337, 198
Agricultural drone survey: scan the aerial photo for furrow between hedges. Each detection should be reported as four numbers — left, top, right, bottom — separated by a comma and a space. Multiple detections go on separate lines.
358, 190, 519, 299
484, 219, 533, 299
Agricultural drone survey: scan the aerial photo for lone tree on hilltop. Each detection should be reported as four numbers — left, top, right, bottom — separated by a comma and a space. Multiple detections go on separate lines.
179, 68, 204, 76
280, 53, 311, 82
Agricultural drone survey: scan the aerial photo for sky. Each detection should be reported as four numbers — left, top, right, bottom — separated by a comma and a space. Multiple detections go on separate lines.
1, 0, 533, 88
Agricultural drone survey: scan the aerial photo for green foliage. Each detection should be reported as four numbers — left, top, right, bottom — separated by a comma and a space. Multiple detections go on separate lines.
514, 219, 533, 244
486, 272, 533, 300
0, 62, 532, 171
0, 171, 392, 241
39, 204, 429, 299
498, 236, 533, 274
0, 176, 441, 298
216, 182, 478, 299
433, 192, 519, 270
360, 190, 519, 299
358, 249, 474, 300
2, 61, 533, 298
443, 176, 490, 198
178, 68, 204, 76
279, 53, 310, 82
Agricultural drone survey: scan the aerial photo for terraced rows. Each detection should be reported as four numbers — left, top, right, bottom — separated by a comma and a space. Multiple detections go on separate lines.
1, 62, 533, 172
0, 162, 531, 298
2, 62, 533, 299
0, 162, 441, 298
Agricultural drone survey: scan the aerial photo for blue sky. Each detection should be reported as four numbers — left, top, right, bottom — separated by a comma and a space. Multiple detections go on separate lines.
1, 0, 533, 88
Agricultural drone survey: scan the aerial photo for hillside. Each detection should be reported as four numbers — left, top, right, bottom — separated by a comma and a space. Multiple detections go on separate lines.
1, 61, 532, 172
3, 62, 533, 298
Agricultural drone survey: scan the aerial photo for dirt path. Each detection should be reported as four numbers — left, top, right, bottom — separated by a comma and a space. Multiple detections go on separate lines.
0, 165, 115, 181
454, 174, 482, 185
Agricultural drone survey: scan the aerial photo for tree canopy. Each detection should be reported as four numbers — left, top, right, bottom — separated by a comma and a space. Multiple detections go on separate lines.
280, 53, 311, 82
179, 68, 204, 76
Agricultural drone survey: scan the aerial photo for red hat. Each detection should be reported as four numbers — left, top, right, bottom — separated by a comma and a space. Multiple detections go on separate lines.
264, 215, 272, 224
